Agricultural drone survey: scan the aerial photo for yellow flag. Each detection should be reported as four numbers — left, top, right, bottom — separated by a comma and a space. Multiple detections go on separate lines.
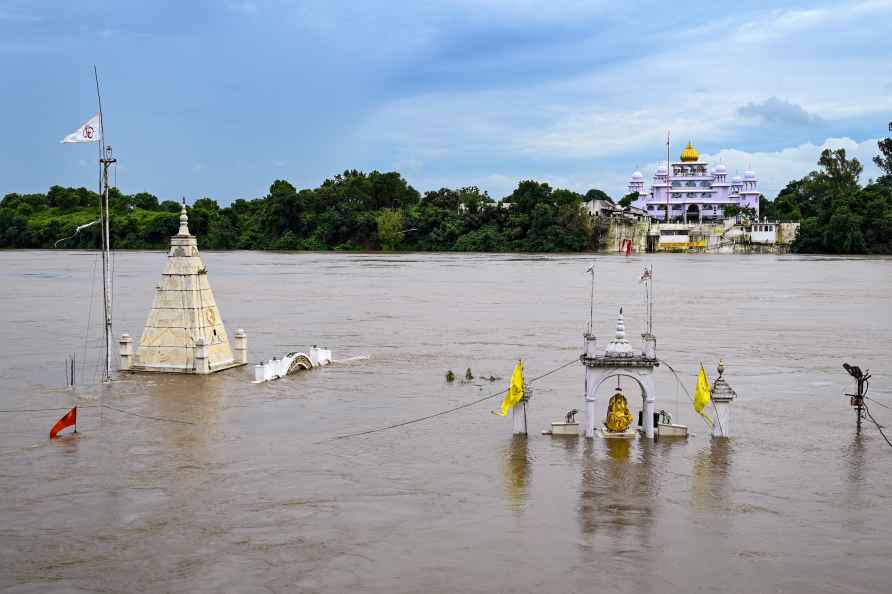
693, 363, 713, 423
497, 361, 525, 416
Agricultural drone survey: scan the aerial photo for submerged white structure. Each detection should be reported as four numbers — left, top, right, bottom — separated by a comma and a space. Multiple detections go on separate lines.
253, 347, 332, 383
581, 309, 659, 439
120, 203, 247, 374
710, 360, 737, 438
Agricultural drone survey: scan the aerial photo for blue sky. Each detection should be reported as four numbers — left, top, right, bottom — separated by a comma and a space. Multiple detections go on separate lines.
1, 0, 890, 203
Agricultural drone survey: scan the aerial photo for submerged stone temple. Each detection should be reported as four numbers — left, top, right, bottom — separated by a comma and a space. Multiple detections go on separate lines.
119, 203, 247, 374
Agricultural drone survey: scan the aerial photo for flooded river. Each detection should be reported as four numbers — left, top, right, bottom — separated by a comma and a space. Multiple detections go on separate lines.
1, 250, 891, 593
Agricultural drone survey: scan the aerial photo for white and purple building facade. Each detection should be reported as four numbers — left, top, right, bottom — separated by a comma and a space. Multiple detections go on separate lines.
629, 142, 760, 222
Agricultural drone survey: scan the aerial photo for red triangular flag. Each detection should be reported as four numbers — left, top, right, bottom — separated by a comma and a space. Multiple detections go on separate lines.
50, 406, 77, 439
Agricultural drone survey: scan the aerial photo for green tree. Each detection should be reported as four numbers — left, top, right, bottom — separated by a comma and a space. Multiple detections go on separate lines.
584, 188, 612, 203
873, 128, 892, 183
375, 208, 404, 251
619, 192, 639, 208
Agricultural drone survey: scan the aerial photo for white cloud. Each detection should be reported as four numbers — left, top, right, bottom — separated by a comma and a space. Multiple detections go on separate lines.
733, 0, 892, 44
701, 138, 883, 197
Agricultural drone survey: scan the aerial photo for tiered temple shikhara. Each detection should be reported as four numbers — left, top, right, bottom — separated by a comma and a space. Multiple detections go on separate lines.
119, 203, 248, 374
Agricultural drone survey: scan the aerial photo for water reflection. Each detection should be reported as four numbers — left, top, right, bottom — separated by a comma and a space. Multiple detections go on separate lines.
549, 433, 580, 461
578, 439, 657, 557
842, 434, 866, 531
691, 439, 734, 512
503, 435, 532, 512
605, 437, 632, 462
844, 433, 865, 489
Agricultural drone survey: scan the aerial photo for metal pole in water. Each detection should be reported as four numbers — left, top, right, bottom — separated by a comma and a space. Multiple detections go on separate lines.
844, 363, 870, 434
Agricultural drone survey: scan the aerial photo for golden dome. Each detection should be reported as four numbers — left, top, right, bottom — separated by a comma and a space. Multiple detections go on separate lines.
680, 141, 699, 162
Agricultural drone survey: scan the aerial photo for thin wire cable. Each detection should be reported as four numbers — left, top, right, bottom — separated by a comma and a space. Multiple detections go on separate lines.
863, 401, 892, 449
0, 403, 194, 426
100, 403, 196, 426
659, 358, 713, 429
866, 397, 892, 411
0, 406, 94, 414
333, 358, 579, 440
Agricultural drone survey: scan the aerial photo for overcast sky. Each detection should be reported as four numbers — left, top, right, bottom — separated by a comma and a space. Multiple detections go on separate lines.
1, 0, 889, 203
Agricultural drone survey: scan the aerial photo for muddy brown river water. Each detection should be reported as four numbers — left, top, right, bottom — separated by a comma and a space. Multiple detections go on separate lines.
1, 250, 891, 593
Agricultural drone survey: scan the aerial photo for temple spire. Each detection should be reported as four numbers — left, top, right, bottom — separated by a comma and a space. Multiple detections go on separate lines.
177, 199, 191, 237
605, 307, 634, 358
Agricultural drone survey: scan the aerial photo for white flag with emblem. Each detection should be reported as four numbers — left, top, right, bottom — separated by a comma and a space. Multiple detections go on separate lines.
61, 114, 101, 144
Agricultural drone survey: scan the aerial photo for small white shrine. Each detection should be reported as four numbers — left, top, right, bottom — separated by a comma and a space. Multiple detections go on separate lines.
710, 360, 737, 438
581, 308, 659, 439
253, 347, 332, 383
120, 203, 247, 374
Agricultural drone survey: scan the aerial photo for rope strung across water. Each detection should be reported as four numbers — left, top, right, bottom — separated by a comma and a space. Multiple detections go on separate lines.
100, 403, 196, 426
658, 358, 716, 430
333, 358, 580, 440
863, 401, 892, 450
866, 396, 892, 411
0, 403, 195, 426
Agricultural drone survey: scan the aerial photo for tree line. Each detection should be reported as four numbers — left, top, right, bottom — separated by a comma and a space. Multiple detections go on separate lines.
1, 140, 890, 254
763, 144, 892, 253
0, 172, 601, 252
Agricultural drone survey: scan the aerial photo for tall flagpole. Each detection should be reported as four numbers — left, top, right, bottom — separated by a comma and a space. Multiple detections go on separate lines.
666, 130, 671, 224
94, 66, 115, 383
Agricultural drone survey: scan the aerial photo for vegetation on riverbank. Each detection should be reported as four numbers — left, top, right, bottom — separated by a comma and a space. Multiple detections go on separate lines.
0, 173, 599, 252
762, 146, 892, 254
1, 141, 890, 253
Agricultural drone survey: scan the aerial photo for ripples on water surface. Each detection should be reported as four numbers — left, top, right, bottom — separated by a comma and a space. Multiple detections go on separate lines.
1, 251, 891, 593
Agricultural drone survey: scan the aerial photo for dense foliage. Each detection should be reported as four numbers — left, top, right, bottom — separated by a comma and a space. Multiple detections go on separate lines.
760, 147, 892, 254
0, 172, 597, 252
4, 140, 890, 253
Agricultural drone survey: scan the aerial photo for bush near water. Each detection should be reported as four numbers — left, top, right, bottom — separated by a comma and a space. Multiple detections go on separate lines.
2, 146, 891, 254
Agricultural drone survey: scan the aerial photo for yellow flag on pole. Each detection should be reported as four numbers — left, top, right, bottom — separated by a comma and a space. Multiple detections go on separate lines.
497, 361, 525, 416
693, 362, 713, 424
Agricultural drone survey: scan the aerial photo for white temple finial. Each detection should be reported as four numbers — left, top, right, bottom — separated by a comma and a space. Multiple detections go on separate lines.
177, 200, 191, 236
605, 307, 634, 358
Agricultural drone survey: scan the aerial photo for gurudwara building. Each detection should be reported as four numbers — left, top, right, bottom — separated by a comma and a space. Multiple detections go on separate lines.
629, 142, 760, 222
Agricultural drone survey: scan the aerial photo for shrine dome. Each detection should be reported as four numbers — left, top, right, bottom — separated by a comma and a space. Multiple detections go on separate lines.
680, 142, 700, 162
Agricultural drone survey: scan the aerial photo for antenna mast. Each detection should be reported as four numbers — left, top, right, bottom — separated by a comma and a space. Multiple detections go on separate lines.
666, 130, 671, 225
94, 66, 115, 383
586, 261, 596, 335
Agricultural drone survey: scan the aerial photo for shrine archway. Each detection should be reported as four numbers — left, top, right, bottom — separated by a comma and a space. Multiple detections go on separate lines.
583, 366, 657, 439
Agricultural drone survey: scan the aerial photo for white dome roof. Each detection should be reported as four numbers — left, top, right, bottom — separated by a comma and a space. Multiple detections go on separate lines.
743, 170, 756, 179
713, 164, 727, 174
655, 165, 668, 175
631, 171, 644, 180
732, 175, 743, 183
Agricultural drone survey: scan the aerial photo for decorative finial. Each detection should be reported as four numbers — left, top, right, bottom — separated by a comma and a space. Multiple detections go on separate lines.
177, 200, 191, 236
605, 306, 633, 358
717, 359, 725, 378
